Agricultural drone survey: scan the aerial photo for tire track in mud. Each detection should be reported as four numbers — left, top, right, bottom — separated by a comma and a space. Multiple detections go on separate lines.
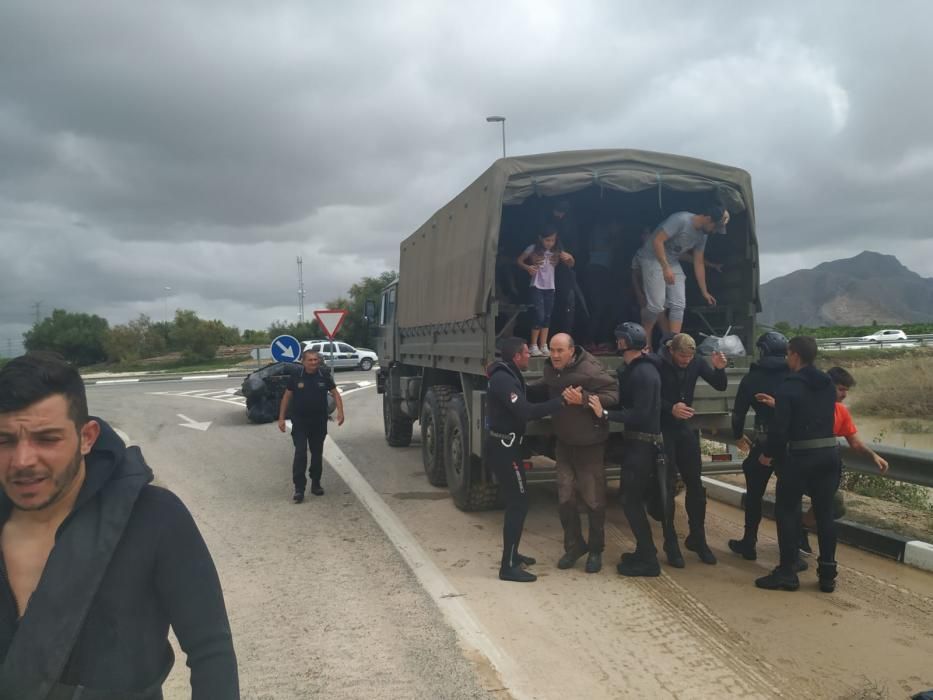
604, 521, 798, 699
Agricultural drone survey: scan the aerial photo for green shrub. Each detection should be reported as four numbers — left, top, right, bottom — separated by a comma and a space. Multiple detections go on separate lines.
842, 472, 932, 511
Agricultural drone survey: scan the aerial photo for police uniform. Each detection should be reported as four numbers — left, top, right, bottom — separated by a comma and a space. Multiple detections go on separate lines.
287, 366, 336, 495
756, 364, 841, 592
486, 359, 564, 582
604, 323, 665, 576
728, 341, 791, 559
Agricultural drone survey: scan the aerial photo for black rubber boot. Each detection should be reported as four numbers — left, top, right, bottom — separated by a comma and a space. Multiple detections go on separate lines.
817, 560, 838, 593
617, 553, 661, 577
794, 558, 809, 573
585, 551, 602, 574
515, 553, 536, 566
755, 566, 800, 591
685, 488, 717, 564
728, 538, 757, 560
293, 489, 304, 504
558, 544, 589, 570
310, 482, 324, 496
799, 529, 812, 554
499, 565, 537, 583
663, 539, 685, 568
685, 533, 717, 565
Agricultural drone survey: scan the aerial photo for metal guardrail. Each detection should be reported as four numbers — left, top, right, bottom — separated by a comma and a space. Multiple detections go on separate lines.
701, 438, 933, 489
817, 334, 933, 351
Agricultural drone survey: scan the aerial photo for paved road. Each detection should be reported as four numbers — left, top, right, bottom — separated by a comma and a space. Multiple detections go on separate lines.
87, 374, 933, 699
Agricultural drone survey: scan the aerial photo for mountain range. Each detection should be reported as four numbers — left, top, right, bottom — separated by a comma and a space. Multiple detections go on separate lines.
757, 251, 933, 327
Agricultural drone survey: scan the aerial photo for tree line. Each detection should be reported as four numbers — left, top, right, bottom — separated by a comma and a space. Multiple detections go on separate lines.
22, 271, 397, 367
770, 321, 933, 339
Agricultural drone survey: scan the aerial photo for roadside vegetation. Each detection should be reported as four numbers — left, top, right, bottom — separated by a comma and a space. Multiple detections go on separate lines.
15, 271, 397, 369
771, 320, 933, 338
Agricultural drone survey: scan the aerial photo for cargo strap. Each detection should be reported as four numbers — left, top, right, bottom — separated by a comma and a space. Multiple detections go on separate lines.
624, 430, 663, 445
488, 430, 522, 447
789, 437, 838, 450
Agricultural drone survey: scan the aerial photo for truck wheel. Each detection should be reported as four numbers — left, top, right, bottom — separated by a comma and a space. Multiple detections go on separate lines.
421, 386, 453, 486
359, 358, 374, 371
383, 392, 413, 447
444, 394, 501, 512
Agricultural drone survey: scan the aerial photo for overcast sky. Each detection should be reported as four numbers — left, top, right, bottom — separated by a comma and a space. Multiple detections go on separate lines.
3, 1, 931, 353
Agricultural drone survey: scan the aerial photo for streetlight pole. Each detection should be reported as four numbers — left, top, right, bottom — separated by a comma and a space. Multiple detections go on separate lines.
486, 115, 506, 157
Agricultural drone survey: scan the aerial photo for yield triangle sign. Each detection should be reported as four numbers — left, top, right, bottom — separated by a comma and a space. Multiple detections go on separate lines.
314, 309, 348, 339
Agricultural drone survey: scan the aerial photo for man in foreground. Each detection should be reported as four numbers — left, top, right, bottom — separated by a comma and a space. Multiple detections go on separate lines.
0, 353, 238, 698
486, 337, 568, 582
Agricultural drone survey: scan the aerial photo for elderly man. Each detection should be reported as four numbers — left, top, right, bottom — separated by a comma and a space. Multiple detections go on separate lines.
534, 333, 618, 573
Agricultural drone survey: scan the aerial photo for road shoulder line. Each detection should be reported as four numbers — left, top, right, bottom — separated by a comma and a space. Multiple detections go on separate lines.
323, 438, 530, 700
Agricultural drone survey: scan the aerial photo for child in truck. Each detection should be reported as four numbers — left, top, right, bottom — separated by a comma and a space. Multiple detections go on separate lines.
517, 225, 575, 356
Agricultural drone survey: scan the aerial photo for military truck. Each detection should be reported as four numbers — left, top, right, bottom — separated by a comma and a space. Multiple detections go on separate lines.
375, 150, 760, 511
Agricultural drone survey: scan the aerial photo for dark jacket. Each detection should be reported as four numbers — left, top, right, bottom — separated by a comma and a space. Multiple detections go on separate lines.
0, 420, 239, 700
606, 353, 663, 435
486, 360, 564, 435
657, 346, 728, 429
765, 365, 837, 459
531, 347, 619, 446
731, 356, 791, 439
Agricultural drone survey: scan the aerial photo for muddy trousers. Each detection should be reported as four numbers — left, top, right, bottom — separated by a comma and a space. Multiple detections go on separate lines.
487, 437, 529, 570
292, 415, 327, 491
775, 448, 841, 570
555, 442, 607, 553
620, 441, 659, 558
740, 444, 775, 543
662, 425, 708, 544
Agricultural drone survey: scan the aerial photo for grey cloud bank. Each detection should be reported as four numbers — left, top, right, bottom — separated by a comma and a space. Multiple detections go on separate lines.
2, 1, 932, 349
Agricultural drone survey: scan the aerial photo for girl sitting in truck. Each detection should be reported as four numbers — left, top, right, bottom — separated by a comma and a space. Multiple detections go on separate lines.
516, 226, 575, 356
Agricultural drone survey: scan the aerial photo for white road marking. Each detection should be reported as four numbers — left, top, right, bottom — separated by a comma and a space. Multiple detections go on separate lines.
322, 438, 532, 700
181, 374, 229, 381
95, 378, 141, 385
177, 413, 212, 431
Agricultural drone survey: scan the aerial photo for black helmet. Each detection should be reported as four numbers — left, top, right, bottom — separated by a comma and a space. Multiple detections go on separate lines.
756, 331, 788, 357
614, 322, 648, 350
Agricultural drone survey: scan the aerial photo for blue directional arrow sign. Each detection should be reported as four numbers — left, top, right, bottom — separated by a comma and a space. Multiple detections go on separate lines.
270, 334, 302, 363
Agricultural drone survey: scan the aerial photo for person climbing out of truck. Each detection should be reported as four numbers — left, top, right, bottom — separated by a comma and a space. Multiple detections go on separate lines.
536, 333, 619, 574
632, 224, 724, 350
634, 205, 729, 351
657, 333, 729, 567
486, 337, 571, 583
588, 322, 667, 577
516, 225, 575, 356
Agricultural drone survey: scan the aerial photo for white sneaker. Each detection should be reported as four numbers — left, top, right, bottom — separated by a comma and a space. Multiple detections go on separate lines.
541, 343, 549, 353
529, 345, 543, 356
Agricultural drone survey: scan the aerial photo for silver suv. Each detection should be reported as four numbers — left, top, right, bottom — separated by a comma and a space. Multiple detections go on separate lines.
302, 340, 378, 371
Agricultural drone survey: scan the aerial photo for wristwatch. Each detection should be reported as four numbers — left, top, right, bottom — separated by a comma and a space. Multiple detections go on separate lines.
602, 409, 609, 419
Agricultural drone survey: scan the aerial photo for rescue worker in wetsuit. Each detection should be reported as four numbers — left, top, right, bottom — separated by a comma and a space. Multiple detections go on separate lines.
727, 331, 793, 562
486, 337, 568, 582
588, 322, 665, 576
755, 336, 842, 593
657, 333, 728, 567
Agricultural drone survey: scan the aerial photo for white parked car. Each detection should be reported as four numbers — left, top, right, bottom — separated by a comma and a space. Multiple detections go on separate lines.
859, 329, 907, 342
302, 340, 379, 371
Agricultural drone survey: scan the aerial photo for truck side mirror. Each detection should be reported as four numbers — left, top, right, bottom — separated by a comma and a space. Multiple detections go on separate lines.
364, 300, 376, 324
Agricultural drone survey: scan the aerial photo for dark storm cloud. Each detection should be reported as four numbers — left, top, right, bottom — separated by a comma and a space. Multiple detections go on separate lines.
1, 1, 931, 348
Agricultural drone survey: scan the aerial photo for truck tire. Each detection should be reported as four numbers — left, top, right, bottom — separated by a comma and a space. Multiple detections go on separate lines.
444, 394, 501, 512
359, 358, 374, 371
421, 386, 454, 487
383, 392, 413, 447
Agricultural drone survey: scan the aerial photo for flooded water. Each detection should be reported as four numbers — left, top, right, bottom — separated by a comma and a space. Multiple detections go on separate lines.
849, 414, 933, 451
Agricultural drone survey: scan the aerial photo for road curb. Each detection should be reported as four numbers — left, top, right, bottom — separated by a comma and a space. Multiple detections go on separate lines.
85, 372, 249, 385
703, 476, 933, 573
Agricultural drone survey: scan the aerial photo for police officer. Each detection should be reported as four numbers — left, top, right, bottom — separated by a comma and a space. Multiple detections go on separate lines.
755, 336, 841, 593
486, 337, 567, 582
657, 333, 728, 566
728, 331, 792, 561
278, 349, 344, 503
587, 322, 665, 576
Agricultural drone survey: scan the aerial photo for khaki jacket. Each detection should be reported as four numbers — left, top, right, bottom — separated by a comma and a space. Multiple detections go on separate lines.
532, 347, 619, 446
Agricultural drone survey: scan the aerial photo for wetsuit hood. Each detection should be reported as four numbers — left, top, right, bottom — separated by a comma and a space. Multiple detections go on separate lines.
788, 364, 833, 390
752, 356, 788, 373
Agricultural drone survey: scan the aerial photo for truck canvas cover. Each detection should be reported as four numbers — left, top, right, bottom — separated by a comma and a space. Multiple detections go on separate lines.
397, 149, 756, 328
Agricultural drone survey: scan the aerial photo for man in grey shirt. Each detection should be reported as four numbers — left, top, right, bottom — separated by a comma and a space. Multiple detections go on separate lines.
635, 205, 729, 349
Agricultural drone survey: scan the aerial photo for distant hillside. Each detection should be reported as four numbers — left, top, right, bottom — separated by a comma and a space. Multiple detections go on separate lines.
758, 251, 933, 327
